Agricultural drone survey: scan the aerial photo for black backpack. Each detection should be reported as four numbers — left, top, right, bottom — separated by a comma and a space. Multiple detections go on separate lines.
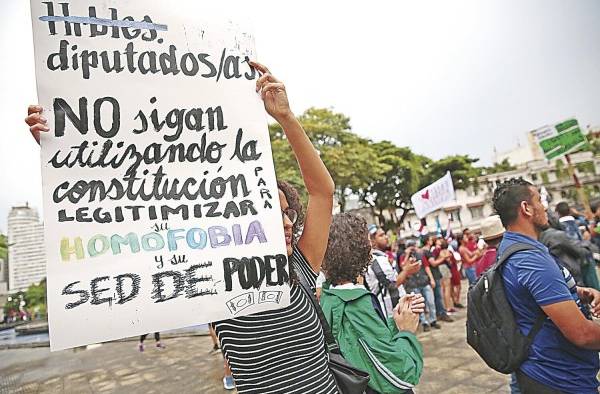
466, 243, 546, 374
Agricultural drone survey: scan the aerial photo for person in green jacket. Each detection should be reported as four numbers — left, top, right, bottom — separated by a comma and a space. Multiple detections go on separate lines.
320, 213, 425, 394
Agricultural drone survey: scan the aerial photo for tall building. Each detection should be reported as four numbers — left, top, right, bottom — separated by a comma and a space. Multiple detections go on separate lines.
7, 205, 46, 293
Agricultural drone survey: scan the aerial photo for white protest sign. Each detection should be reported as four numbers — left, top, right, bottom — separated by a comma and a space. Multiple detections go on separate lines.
411, 172, 455, 219
30, 0, 290, 351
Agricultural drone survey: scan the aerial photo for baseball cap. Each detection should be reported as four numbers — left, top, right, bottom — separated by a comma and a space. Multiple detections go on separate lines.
368, 224, 379, 235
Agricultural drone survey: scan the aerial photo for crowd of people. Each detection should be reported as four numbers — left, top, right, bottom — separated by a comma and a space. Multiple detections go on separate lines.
24, 62, 599, 393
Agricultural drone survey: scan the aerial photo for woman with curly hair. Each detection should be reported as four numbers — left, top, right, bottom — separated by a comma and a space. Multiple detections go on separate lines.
320, 213, 425, 394
25, 62, 338, 393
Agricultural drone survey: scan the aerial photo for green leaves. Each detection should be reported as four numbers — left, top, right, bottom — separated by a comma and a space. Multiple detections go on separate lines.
268, 108, 485, 228
0, 233, 7, 262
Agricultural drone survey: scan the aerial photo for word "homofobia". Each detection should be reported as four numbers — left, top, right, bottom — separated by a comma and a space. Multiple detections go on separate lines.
60, 220, 266, 261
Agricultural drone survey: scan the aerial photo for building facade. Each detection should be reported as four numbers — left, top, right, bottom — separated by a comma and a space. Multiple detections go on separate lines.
7, 205, 46, 293
399, 151, 600, 237
346, 150, 600, 239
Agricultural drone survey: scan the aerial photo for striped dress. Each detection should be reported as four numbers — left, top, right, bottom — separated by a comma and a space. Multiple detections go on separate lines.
214, 247, 339, 394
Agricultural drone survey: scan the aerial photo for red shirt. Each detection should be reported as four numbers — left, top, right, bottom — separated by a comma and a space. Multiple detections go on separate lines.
467, 240, 478, 252
476, 247, 497, 277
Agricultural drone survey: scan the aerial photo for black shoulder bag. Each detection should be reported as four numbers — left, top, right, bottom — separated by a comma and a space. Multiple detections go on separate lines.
296, 269, 370, 394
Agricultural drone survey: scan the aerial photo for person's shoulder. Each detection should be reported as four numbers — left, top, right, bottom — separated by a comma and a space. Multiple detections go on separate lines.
291, 246, 318, 277
505, 248, 549, 265
373, 253, 390, 265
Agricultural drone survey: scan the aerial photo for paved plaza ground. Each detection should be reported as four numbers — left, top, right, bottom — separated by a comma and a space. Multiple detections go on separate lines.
0, 283, 512, 394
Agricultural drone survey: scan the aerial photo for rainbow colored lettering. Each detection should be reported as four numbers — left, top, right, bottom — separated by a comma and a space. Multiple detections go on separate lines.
60, 220, 267, 262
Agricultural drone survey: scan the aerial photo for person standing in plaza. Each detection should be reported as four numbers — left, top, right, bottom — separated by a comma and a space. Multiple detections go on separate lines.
458, 232, 483, 286
320, 213, 424, 394
475, 215, 505, 278
556, 202, 600, 290
400, 241, 440, 331
138, 332, 165, 352
493, 178, 600, 393
365, 227, 420, 317
425, 237, 453, 322
25, 62, 340, 394
432, 238, 456, 313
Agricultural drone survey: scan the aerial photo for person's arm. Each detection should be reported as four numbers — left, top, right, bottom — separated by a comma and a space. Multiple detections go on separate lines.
430, 251, 447, 267
541, 300, 600, 349
518, 251, 600, 350
423, 255, 435, 288
252, 62, 335, 272
459, 246, 481, 265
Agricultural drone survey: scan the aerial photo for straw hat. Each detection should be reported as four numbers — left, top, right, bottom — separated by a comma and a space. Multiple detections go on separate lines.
481, 215, 505, 241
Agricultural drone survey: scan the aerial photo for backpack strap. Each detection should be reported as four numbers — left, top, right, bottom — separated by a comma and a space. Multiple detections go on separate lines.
370, 258, 389, 296
295, 267, 339, 351
495, 243, 537, 268
496, 242, 547, 340
527, 314, 546, 340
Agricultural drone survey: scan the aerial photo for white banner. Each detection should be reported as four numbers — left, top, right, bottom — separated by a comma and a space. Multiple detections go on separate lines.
411, 172, 455, 219
30, 0, 289, 351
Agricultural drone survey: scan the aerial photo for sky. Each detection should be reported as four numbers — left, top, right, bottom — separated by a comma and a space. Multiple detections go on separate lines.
2, 0, 600, 232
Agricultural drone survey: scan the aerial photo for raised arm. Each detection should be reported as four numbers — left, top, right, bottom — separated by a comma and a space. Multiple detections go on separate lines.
252, 61, 335, 272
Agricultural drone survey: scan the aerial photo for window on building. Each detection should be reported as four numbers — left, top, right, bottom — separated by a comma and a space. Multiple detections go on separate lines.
447, 209, 461, 222
469, 206, 484, 220
531, 173, 538, 181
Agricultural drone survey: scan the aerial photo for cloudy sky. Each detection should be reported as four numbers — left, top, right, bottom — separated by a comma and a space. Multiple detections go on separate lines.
2, 0, 600, 231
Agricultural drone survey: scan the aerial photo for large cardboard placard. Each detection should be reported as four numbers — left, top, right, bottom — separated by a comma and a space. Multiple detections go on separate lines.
30, 0, 290, 351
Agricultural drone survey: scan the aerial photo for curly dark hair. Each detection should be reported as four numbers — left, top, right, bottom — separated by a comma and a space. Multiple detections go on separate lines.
322, 213, 372, 286
492, 178, 533, 227
277, 180, 304, 243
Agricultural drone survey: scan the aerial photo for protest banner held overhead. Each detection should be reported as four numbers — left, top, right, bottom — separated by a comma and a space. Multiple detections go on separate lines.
531, 118, 590, 160
30, 0, 289, 351
411, 172, 456, 219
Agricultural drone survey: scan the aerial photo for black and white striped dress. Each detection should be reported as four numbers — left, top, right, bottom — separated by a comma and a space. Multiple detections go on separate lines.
214, 247, 339, 394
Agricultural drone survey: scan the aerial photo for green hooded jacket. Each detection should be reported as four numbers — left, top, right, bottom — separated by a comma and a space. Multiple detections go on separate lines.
320, 284, 423, 394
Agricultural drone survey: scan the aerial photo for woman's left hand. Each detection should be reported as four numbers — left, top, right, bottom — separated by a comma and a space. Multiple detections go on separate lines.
250, 61, 293, 123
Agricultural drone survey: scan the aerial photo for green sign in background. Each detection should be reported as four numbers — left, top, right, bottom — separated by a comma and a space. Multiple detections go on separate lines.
538, 119, 590, 160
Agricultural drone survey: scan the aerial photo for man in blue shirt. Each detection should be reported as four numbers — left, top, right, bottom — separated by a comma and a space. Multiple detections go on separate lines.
493, 178, 600, 394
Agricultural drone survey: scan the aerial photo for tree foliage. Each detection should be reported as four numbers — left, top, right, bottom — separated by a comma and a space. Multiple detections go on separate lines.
269, 108, 490, 228
3, 279, 47, 320
421, 155, 481, 190
269, 108, 388, 211
361, 141, 427, 228
482, 158, 517, 175
0, 233, 7, 262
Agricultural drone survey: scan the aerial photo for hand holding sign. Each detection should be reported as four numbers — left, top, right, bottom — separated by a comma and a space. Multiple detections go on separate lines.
252, 61, 294, 123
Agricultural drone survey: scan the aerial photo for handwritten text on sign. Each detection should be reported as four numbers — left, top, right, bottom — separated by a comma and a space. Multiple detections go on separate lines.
30, 1, 289, 351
